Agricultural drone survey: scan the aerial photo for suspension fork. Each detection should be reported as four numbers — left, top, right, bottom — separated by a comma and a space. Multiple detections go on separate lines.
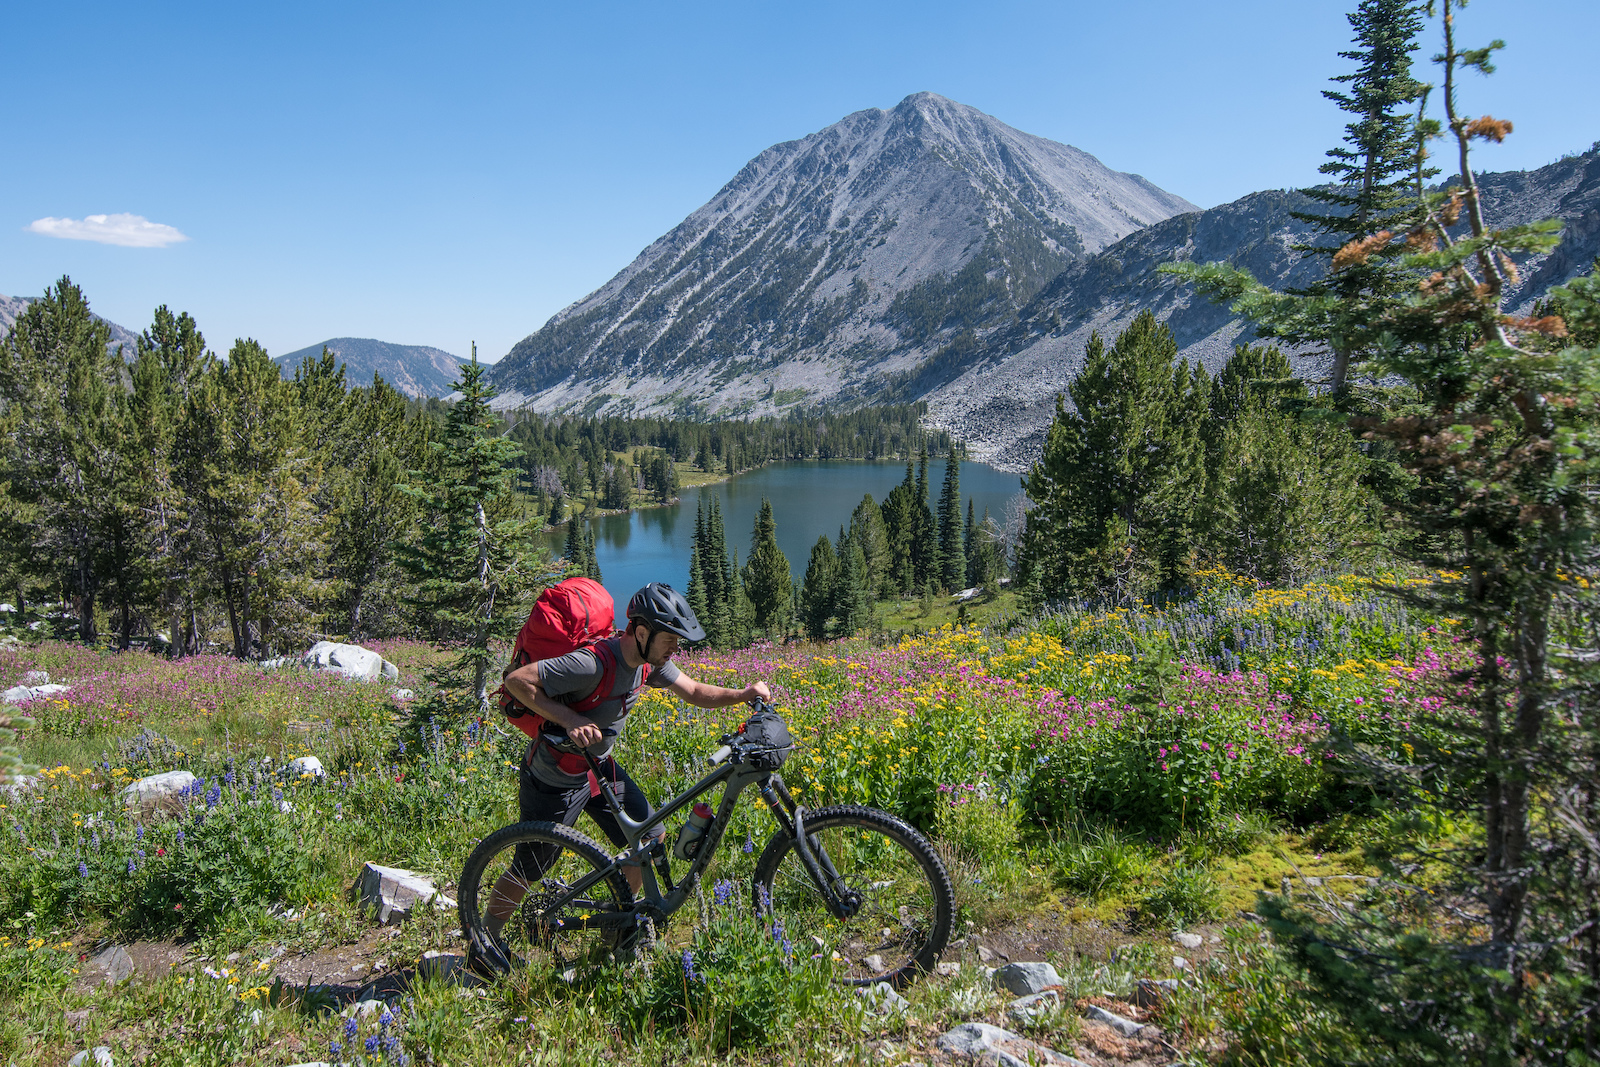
759, 776, 860, 919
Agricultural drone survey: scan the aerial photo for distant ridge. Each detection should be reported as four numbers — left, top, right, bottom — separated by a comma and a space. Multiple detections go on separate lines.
0, 291, 141, 355
274, 337, 465, 398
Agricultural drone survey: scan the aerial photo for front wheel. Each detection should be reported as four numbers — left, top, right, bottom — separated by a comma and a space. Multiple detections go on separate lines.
457, 821, 634, 976
752, 805, 954, 989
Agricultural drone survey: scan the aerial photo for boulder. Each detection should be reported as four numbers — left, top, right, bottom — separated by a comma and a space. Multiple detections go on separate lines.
391, 688, 415, 702
936, 1023, 1091, 1067
68, 1049, 114, 1067
120, 770, 198, 806
1133, 977, 1179, 1008
1006, 990, 1060, 1023
281, 756, 325, 780
352, 863, 456, 925
342, 998, 388, 1018
417, 950, 463, 982
1085, 1003, 1145, 1037
89, 944, 134, 984
992, 961, 1062, 996
1172, 931, 1203, 950
301, 641, 398, 684
0, 603, 14, 612
3, 682, 69, 704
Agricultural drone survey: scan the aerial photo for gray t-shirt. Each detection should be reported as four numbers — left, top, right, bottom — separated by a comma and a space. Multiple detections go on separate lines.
529, 637, 680, 785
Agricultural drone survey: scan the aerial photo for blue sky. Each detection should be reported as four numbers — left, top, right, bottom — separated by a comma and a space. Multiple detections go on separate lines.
4, 0, 1595, 363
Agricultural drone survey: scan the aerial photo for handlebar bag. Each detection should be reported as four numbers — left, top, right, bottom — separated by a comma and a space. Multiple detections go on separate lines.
738, 711, 795, 770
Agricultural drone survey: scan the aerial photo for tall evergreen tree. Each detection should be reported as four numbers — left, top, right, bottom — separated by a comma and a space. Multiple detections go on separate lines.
835, 539, 874, 637
562, 518, 583, 572
741, 498, 792, 636
686, 498, 710, 625
881, 465, 918, 596
936, 451, 964, 590
0, 277, 125, 642
963, 500, 978, 587
1169, 0, 1427, 398
397, 346, 546, 713
912, 446, 936, 590
848, 493, 893, 601
797, 534, 838, 640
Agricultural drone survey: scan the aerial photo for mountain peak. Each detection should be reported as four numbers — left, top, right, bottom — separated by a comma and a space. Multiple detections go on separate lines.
489, 94, 1196, 416
274, 337, 464, 399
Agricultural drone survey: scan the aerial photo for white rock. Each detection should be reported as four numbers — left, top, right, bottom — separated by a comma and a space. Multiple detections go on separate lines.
1173, 931, 1203, 950
977, 943, 995, 962
863, 953, 885, 972
1173, 955, 1190, 971
1134, 977, 1179, 1008
259, 657, 287, 669
120, 770, 198, 805
391, 688, 415, 701
951, 587, 981, 602
68, 1049, 114, 1067
992, 961, 1062, 996
0, 603, 14, 612
856, 980, 909, 1014
353, 862, 457, 925
936, 961, 962, 977
2, 682, 66, 704
936, 1022, 1090, 1067
342, 998, 387, 1018
22, 669, 48, 685
301, 641, 398, 684
1085, 1003, 1145, 1037
281, 756, 325, 780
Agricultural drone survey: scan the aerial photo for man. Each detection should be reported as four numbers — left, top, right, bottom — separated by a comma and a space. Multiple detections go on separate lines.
487, 582, 769, 938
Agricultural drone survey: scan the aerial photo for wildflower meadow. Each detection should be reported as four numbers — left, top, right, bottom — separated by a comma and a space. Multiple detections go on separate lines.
0, 572, 1472, 1065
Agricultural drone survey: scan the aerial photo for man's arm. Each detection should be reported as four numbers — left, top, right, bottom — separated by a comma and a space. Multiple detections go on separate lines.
502, 663, 604, 748
667, 673, 771, 710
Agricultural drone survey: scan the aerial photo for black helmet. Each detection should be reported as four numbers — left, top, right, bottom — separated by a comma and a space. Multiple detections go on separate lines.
627, 582, 706, 643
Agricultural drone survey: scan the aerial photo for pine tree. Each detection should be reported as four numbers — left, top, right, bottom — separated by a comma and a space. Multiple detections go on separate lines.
687, 498, 710, 624
848, 493, 893, 601
963, 500, 978, 587
936, 450, 964, 591
548, 492, 565, 525
881, 465, 918, 596
741, 498, 792, 636
835, 539, 874, 637
397, 346, 547, 714
912, 446, 936, 590
562, 518, 583, 573
798, 534, 838, 640
582, 524, 602, 582
0, 277, 125, 642
1167, 0, 1427, 398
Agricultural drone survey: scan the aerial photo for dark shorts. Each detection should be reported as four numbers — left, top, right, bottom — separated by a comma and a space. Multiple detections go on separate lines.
513, 755, 664, 879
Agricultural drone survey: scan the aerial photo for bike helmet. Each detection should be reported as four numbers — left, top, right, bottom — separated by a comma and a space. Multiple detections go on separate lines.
626, 582, 707, 643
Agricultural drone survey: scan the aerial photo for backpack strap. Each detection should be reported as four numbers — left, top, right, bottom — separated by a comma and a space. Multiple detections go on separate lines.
568, 639, 653, 714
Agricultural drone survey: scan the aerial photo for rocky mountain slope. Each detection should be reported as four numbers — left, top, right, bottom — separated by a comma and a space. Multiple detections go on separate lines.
0, 292, 141, 355
273, 338, 464, 398
489, 92, 1196, 415
926, 144, 1600, 469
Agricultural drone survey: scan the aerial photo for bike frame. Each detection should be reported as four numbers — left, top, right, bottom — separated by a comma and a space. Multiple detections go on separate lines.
531, 746, 855, 932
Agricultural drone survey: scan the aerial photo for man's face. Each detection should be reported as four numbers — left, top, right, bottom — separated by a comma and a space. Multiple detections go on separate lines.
638, 627, 680, 666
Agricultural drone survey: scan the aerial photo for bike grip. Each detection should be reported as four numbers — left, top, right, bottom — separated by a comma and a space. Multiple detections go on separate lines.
709, 745, 732, 765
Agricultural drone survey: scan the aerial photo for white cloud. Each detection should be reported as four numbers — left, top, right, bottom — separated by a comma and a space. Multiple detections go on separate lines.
25, 213, 189, 248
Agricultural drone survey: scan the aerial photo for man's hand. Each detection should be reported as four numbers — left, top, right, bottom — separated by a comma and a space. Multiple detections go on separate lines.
567, 722, 604, 749
743, 681, 772, 704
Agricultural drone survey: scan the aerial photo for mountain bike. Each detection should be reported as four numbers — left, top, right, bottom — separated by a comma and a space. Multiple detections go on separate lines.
457, 703, 954, 988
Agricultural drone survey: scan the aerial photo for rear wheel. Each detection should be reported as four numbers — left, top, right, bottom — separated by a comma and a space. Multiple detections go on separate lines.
752, 805, 954, 988
457, 821, 633, 976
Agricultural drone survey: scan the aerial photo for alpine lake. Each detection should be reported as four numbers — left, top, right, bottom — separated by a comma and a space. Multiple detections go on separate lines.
545, 459, 1027, 625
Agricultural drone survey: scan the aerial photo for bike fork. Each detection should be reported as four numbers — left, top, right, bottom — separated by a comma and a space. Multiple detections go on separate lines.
759, 778, 860, 919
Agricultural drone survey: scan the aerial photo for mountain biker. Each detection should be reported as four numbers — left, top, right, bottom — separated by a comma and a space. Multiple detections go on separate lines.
483, 582, 770, 939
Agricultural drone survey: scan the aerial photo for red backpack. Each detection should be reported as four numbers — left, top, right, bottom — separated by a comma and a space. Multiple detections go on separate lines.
497, 577, 651, 743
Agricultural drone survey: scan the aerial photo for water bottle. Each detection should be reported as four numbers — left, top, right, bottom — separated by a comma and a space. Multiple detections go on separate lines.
673, 802, 714, 860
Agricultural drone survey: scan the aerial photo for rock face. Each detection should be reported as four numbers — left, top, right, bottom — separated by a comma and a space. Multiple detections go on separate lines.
926, 145, 1600, 469
489, 92, 1195, 418
273, 338, 464, 400
302, 642, 400, 683
3, 682, 70, 704
353, 863, 456, 925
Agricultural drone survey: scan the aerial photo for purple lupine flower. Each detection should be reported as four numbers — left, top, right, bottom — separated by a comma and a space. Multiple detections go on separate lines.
329, 1042, 342, 1058
681, 949, 701, 981
379, 1009, 394, 1028
205, 783, 221, 809
712, 878, 735, 906
135, 826, 144, 840
91, 831, 101, 851
343, 1017, 358, 1041
365, 1036, 380, 1053
396, 740, 406, 755
742, 834, 753, 854
127, 857, 136, 875
174, 830, 185, 846
224, 765, 236, 786
272, 787, 283, 804
78, 861, 89, 877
